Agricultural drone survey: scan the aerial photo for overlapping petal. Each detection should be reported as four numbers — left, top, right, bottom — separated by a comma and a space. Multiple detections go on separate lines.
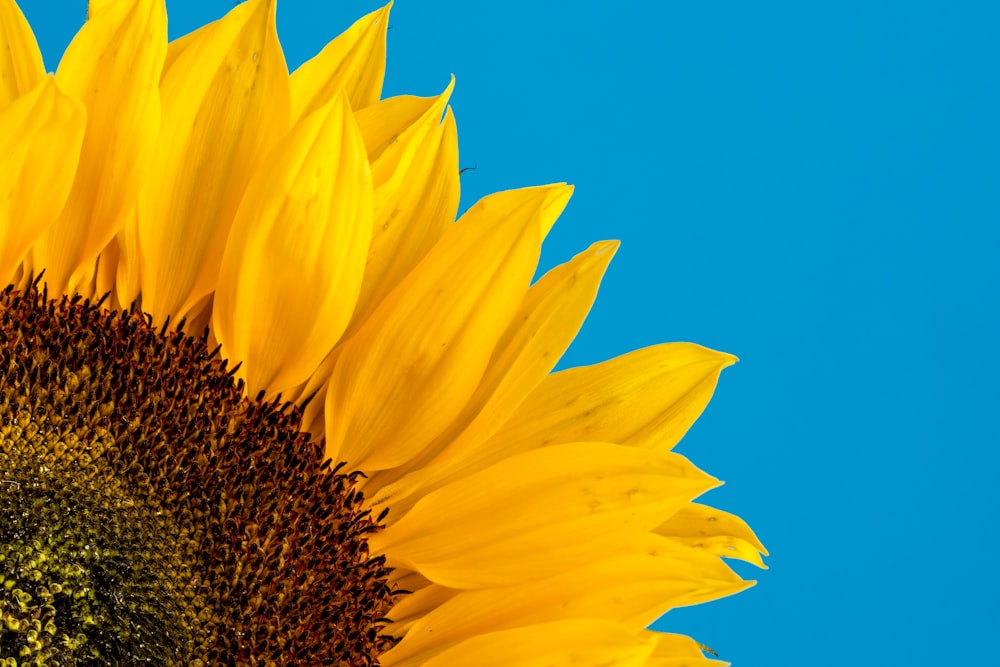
135, 0, 289, 320
368, 442, 719, 588
213, 90, 373, 396
0, 79, 86, 283
323, 187, 546, 471
657, 502, 769, 568
2, 1, 764, 664
488, 342, 738, 452
290, 3, 389, 120
414, 619, 660, 667
0, 0, 44, 109
32, 0, 165, 295
367, 239, 620, 508
384, 548, 747, 666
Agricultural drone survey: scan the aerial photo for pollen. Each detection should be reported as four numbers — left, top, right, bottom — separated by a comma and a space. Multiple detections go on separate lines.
0, 286, 398, 665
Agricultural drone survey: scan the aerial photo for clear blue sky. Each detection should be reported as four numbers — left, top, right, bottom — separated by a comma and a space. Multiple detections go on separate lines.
21, 1, 1000, 665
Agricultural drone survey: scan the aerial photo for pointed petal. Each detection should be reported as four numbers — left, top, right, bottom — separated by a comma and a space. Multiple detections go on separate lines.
488, 343, 737, 452
0, 0, 44, 109
137, 0, 290, 321
32, 0, 166, 295
384, 551, 747, 666
539, 183, 572, 239
348, 81, 460, 332
355, 93, 438, 162
324, 187, 544, 471
0, 79, 86, 284
457, 184, 573, 242
400, 619, 657, 667
386, 582, 458, 635
644, 632, 729, 667
656, 502, 768, 568
290, 3, 389, 121
213, 91, 373, 396
368, 240, 618, 510
369, 442, 719, 589
437, 239, 619, 461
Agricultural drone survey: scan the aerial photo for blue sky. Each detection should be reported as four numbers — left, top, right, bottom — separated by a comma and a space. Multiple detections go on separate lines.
21, 1, 1000, 665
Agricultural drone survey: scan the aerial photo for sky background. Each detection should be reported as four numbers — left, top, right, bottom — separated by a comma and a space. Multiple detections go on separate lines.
20, 1, 1000, 665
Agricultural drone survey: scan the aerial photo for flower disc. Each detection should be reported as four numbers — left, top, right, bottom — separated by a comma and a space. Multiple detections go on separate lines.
0, 286, 397, 665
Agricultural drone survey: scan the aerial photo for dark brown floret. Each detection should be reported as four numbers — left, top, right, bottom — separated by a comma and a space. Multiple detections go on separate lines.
0, 285, 398, 666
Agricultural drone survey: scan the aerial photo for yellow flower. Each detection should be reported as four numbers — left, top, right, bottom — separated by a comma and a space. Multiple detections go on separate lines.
0, 0, 766, 665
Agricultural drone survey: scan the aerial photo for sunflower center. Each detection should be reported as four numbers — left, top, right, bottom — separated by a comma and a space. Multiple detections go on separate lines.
0, 286, 397, 665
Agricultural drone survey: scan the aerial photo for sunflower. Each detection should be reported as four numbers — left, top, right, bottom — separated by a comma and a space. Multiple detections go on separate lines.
0, 0, 765, 665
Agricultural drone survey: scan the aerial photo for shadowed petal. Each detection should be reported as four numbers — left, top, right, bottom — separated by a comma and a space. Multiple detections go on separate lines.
0, 79, 85, 284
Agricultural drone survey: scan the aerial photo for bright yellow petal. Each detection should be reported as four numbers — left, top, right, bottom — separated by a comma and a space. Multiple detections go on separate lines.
88, 0, 116, 15
656, 502, 769, 568
0, 0, 44, 109
213, 91, 373, 396
409, 619, 657, 667
355, 93, 438, 162
289, 3, 389, 121
137, 0, 289, 321
369, 442, 719, 588
0, 79, 86, 284
348, 80, 460, 333
32, 0, 166, 295
643, 632, 729, 667
488, 342, 737, 452
384, 550, 747, 666
367, 240, 619, 509
288, 89, 460, 417
323, 187, 546, 472
433, 239, 620, 462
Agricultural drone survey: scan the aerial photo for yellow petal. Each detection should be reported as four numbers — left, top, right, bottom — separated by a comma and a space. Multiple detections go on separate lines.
32, 0, 166, 295
405, 619, 657, 667
367, 240, 619, 509
643, 632, 729, 667
88, 0, 116, 15
444, 183, 572, 242
436, 239, 620, 461
289, 3, 389, 121
386, 582, 459, 635
347, 81, 460, 333
0, 0, 44, 109
656, 502, 768, 568
213, 91, 373, 396
324, 187, 545, 471
280, 87, 459, 412
369, 442, 719, 588
355, 93, 438, 162
137, 0, 290, 321
385, 551, 747, 666
488, 342, 737, 452
161, 19, 204, 75
0, 79, 86, 284
539, 182, 573, 239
